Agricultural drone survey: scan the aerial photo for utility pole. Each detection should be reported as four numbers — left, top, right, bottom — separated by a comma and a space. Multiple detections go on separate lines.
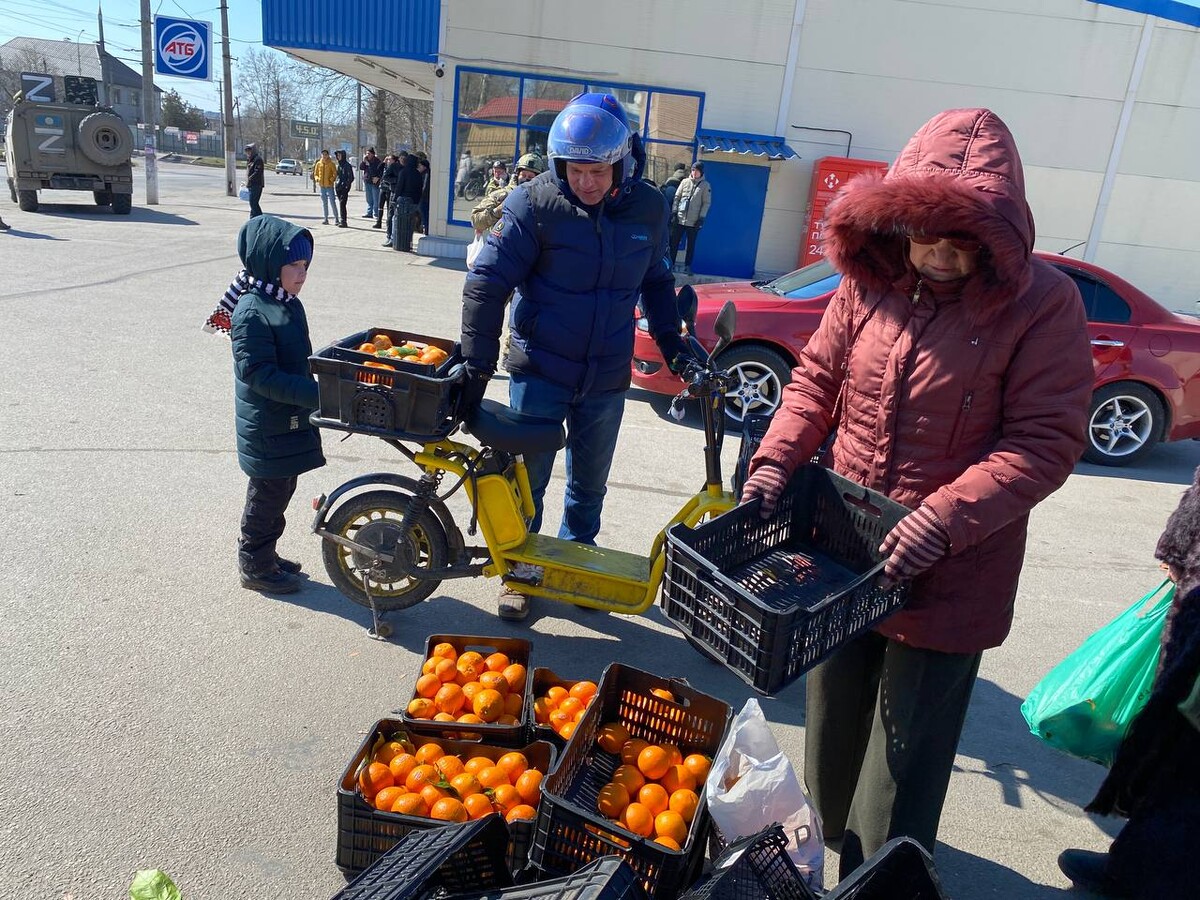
355, 80, 363, 190
218, 0, 235, 196
97, 4, 109, 106
275, 81, 283, 161
139, 0, 158, 204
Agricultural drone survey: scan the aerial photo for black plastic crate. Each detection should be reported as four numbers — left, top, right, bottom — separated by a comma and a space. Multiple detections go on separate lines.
402, 635, 534, 746
531, 664, 731, 900
825, 838, 947, 900
448, 856, 646, 899
661, 464, 911, 695
310, 328, 463, 441
332, 816, 513, 899
525, 668, 601, 750
679, 825, 816, 900
336, 719, 556, 877
731, 415, 773, 501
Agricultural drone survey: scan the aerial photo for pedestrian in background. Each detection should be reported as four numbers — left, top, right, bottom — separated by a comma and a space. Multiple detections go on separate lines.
312, 149, 337, 225
740, 107, 1093, 876
359, 147, 383, 218
417, 153, 431, 234
668, 161, 711, 275
333, 149, 354, 228
456, 148, 472, 198
484, 160, 508, 194
244, 143, 265, 218
375, 153, 401, 231
659, 162, 687, 209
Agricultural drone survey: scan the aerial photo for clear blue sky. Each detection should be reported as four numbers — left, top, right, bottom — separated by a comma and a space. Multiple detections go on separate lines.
0, 0, 275, 111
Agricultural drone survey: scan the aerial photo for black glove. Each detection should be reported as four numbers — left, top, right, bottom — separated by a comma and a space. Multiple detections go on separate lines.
459, 363, 491, 415
696, 218, 705, 228
657, 331, 700, 376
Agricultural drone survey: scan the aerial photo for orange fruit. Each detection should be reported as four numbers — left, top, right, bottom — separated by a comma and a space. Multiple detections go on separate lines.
669, 788, 699, 824
597, 722, 630, 754
434, 683, 466, 715
497, 751, 529, 781
421, 657, 439, 676
464, 756, 493, 777
358, 761, 394, 800
430, 797, 468, 822
406, 698, 435, 720
638, 782, 669, 815
596, 782, 630, 819
661, 743, 684, 766
533, 697, 555, 724
637, 745, 671, 781
506, 804, 537, 823
654, 810, 688, 844
502, 663, 528, 693
477, 765, 510, 790
620, 738, 649, 767
461, 681, 485, 705
373, 785, 406, 812
545, 685, 569, 706
610, 764, 646, 795
659, 765, 697, 794
457, 655, 485, 682
558, 721, 576, 740
374, 740, 409, 765
415, 673, 442, 699
436, 755, 465, 780
478, 671, 509, 695
434, 657, 458, 683
621, 801, 654, 837
420, 782, 450, 808
463, 792, 496, 819
431, 641, 458, 661
682, 754, 711, 783
557, 697, 584, 719
497, 712, 520, 725
573, 707, 588, 723
548, 710, 572, 733
504, 692, 524, 718
387, 753, 417, 785
654, 835, 682, 851
484, 651, 510, 672
515, 769, 543, 805
433, 712, 456, 723
651, 687, 676, 702
459, 650, 485, 667
568, 680, 597, 702
414, 743, 445, 765
391, 792, 428, 817
450, 772, 483, 797
404, 763, 439, 793
473, 688, 505, 722
491, 783, 521, 814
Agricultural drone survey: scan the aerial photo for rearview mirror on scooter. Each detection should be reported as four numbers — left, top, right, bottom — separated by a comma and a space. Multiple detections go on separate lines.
712, 300, 736, 358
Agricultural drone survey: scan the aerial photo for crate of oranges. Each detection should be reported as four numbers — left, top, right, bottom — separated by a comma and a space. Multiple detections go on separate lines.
527, 668, 600, 749
335, 719, 556, 877
530, 664, 732, 900
402, 635, 533, 746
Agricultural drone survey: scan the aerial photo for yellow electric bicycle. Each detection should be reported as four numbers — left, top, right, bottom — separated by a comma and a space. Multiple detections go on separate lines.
311, 303, 741, 638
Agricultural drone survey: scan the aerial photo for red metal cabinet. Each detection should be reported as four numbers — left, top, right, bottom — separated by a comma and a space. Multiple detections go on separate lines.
799, 156, 889, 268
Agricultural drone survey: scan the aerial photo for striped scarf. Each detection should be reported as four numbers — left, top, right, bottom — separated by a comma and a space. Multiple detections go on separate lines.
203, 270, 294, 337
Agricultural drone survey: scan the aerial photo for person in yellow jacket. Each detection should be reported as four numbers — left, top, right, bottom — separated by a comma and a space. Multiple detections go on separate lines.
311, 149, 339, 225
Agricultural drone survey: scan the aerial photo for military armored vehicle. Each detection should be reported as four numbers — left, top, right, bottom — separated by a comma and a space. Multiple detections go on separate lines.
5, 98, 134, 214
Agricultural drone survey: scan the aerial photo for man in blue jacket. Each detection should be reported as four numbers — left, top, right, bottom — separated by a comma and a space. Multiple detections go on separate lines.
460, 93, 693, 621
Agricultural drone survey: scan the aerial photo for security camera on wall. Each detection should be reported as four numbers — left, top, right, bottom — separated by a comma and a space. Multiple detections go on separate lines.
434, 64, 445, 78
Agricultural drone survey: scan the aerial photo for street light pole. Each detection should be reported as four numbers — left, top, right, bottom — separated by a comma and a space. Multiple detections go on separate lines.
218, 0, 236, 196
138, 0, 158, 204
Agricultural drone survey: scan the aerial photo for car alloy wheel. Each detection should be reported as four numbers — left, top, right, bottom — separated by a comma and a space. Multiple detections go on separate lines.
1083, 381, 1164, 466
716, 345, 792, 425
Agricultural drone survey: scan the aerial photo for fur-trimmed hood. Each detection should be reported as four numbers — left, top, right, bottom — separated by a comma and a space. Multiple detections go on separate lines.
823, 108, 1035, 307
1157, 465, 1200, 598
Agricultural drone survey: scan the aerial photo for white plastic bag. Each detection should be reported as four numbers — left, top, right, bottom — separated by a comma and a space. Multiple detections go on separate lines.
237, 183, 250, 202
705, 698, 824, 890
465, 231, 486, 269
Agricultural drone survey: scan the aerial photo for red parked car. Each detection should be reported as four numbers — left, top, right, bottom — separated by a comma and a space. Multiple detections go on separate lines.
632, 254, 1200, 466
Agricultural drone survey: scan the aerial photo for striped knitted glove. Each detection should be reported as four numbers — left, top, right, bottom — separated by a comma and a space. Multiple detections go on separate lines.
740, 462, 789, 518
879, 504, 950, 585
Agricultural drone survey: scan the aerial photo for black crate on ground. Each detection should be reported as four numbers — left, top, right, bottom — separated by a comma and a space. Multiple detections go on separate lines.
337, 719, 556, 877
310, 328, 462, 441
524, 667, 600, 750
531, 664, 731, 900
448, 856, 646, 900
661, 464, 911, 695
402, 635, 534, 746
679, 825, 816, 900
825, 838, 948, 900
731, 414, 773, 501
332, 816, 513, 900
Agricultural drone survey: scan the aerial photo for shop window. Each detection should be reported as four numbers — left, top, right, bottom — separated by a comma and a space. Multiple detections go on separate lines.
590, 86, 644, 133
521, 79, 583, 132
458, 72, 521, 121
647, 92, 699, 144
642, 145, 695, 188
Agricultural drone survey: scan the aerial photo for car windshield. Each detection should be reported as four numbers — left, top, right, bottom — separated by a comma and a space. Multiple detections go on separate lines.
759, 260, 842, 299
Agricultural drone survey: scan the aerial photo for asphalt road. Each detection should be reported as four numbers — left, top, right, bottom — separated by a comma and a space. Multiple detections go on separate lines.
1, 164, 1197, 900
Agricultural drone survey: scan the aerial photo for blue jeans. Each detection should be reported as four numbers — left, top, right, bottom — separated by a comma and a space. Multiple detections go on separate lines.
319, 186, 335, 221
509, 372, 626, 544
364, 182, 380, 215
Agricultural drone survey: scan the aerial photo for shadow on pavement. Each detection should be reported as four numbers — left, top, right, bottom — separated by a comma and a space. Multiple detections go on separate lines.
934, 843, 1078, 899
269, 577, 376, 631
30, 204, 198, 225
1, 228, 64, 240
1075, 441, 1198, 485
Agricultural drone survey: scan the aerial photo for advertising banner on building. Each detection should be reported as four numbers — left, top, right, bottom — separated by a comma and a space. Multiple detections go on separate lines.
1089, 0, 1200, 26
154, 15, 213, 81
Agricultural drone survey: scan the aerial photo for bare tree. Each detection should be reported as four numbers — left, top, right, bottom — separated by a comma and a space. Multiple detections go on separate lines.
0, 47, 61, 122
385, 95, 432, 154
235, 47, 302, 159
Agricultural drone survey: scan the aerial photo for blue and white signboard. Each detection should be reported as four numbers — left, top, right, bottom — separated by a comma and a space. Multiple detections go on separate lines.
1089, 0, 1200, 27
154, 16, 213, 81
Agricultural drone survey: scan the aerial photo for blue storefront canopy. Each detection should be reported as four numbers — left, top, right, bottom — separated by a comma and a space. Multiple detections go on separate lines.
697, 130, 799, 160
1088, 0, 1200, 27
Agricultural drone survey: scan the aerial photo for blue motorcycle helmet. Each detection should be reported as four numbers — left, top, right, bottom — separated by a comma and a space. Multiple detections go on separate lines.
546, 92, 636, 195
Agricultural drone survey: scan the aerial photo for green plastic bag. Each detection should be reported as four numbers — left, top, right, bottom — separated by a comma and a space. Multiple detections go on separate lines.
1021, 579, 1174, 767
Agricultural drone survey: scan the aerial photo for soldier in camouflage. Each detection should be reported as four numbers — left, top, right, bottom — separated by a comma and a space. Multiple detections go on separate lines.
470, 154, 546, 233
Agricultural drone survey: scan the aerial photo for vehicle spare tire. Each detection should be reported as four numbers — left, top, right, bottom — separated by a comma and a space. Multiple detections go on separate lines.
77, 112, 133, 167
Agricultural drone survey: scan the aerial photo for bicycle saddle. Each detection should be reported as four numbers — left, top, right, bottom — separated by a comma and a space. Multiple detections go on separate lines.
464, 398, 566, 454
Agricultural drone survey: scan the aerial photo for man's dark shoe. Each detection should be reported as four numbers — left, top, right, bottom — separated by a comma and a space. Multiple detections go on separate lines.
240, 568, 301, 594
1057, 849, 1131, 897
372, 222, 382, 229
497, 586, 530, 621
381, 241, 393, 247
275, 557, 302, 575
337, 222, 348, 228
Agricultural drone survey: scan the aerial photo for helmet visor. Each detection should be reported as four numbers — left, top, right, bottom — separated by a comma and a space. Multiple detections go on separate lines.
547, 106, 631, 166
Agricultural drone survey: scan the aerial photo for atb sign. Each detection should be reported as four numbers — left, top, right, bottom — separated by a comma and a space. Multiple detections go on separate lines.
290, 120, 322, 140
154, 16, 212, 81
